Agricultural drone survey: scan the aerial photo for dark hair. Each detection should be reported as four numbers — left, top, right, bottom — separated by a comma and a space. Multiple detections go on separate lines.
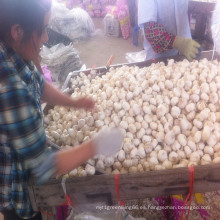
0, 0, 52, 42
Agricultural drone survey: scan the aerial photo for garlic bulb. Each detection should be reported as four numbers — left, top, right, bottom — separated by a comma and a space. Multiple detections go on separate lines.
85, 164, 95, 175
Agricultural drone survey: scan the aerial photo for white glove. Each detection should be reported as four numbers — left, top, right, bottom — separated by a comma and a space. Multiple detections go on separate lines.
92, 127, 124, 157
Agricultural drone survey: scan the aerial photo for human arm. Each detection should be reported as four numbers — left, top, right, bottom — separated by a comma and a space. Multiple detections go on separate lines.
138, 0, 200, 60
32, 55, 94, 110
55, 127, 123, 175
0, 82, 123, 183
143, 21, 200, 61
138, 0, 175, 54
143, 21, 176, 54
42, 80, 95, 110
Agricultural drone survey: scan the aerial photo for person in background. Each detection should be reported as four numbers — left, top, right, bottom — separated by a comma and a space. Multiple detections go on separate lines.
138, 0, 200, 61
0, 0, 123, 220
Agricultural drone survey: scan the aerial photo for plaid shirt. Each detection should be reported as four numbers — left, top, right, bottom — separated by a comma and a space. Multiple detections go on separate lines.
0, 41, 57, 219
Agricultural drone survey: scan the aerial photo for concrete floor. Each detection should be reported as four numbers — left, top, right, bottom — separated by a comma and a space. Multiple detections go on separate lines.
73, 18, 143, 68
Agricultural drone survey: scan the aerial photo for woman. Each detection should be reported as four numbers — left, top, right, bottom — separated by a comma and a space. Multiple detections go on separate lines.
0, 0, 123, 219
138, 0, 200, 61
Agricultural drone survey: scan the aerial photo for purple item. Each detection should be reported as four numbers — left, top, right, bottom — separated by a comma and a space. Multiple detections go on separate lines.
155, 197, 170, 220
56, 205, 68, 220
41, 65, 52, 83
171, 196, 185, 220
198, 207, 209, 220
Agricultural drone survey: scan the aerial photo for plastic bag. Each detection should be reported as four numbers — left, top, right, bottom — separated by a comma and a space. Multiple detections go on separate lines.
50, 1, 95, 41
68, 206, 146, 220
211, 0, 220, 54
103, 14, 121, 37
41, 65, 53, 83
40, 43, 82, 88
125, 50, 146, 63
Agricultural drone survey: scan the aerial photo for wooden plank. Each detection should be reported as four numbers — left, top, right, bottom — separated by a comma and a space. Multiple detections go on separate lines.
29, 163, 220, 207
40, 207, 55, 220
189, 1, 216, 14
194, 13, 207, 40
27, 186, 38, 212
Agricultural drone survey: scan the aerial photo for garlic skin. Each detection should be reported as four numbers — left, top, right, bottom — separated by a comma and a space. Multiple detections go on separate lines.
123, 159, 133, 169
112, 169, 120, 174
204, 146, 214, 156
96, 160, 105, 170
69, 169, 78, 177
201, 154, 212, 165
202, 126, 212, 142
129, 166, 138, 173
169, 152, 179, 164
77, 118, 85, 128
190, 152, 200, 163
165, 131, 175, 146
85, 164, 95, 175
104, 157, 114, 167
130, 148, 138, 159
171, 106, 181, 118
162, 160, 173, 169
213, 157, 220, 164
177, 134, 187, 147
118, 150, 125, 162
158, 150, 168, 162
113, 161, 122, 170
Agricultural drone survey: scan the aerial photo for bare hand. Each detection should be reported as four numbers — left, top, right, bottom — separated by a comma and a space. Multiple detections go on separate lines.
74, 97, 95, 110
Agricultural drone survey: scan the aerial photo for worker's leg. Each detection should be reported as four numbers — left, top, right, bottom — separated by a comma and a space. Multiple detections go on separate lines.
2, 209, 42, 220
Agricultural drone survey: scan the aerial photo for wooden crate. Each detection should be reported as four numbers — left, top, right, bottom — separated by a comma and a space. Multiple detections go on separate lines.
30, 51, 220, 219
28, 163, 220, 209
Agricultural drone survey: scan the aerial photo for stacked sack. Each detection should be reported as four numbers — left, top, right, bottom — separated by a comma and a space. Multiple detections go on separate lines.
65, 0, 117, 17
82, 0, 106, 17
117, 0, 130, 40
66, 0, 83, 9
62, 0, 131, 39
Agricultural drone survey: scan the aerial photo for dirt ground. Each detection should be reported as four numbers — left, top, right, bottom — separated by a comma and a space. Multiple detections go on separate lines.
73, 18, 143, 68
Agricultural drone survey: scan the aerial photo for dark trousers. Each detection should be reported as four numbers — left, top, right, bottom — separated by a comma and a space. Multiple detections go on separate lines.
2, 209, 42, 220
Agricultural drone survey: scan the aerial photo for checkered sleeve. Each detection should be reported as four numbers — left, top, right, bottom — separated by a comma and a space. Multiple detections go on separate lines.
34, 66, 45, 98
144, 21, 176, 54
0, 73, 56, 184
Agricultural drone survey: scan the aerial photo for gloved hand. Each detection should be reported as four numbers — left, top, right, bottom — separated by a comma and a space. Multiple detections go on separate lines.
173, 36, 201, 61
92, 127, 124, 157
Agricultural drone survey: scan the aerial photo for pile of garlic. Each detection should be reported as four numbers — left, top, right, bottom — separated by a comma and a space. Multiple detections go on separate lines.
45, 58, 220, 177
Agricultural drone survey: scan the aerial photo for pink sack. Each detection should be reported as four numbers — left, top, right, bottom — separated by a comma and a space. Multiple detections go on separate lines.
82, 0, 91, 5
91, 0, 99, 4
41, 65, 52, 83
91, 3, 102, 10
107, 0, 117, 5
116, 0, 130, 39
106, 5, 118, 18
94, 9, 102, 17
87, 10, 95, 17
66, 0, 82, 9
